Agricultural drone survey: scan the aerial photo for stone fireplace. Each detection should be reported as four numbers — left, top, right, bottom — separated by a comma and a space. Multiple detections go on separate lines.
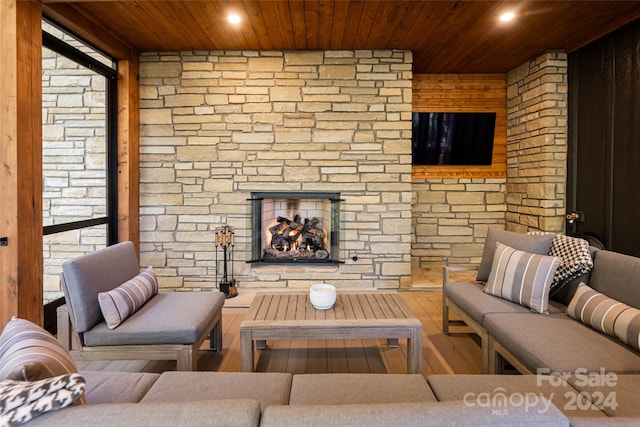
250, 192, 341, 264
139, 49, 413, 290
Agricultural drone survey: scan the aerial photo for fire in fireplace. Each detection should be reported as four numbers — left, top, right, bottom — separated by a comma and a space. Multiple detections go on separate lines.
249, 192, 341, 264
265, 214, 328, 260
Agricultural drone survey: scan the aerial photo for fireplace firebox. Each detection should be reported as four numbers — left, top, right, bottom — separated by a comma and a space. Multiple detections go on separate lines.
249, 192, 341, 264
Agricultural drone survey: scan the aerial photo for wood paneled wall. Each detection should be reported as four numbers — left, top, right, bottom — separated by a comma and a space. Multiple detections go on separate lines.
412, 74, 507, 179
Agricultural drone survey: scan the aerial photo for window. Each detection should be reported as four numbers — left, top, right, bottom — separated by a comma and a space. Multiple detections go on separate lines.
41, 20, 117, 308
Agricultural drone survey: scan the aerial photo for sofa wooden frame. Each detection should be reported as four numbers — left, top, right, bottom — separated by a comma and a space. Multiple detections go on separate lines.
442, 266, 491, 374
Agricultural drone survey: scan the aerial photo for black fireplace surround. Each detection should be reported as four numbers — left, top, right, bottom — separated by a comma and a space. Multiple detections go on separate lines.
249, 192, 341, 264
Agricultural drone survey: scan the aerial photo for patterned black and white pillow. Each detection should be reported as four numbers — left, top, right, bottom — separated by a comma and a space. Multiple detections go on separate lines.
527, 232, 593, 289
0, 373, 85, 426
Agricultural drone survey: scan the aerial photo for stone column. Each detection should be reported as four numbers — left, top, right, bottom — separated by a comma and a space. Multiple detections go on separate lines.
506, 51, 568, 233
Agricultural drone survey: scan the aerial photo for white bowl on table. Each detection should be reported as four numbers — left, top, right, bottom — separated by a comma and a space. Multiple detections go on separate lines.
309, 284, 336, 310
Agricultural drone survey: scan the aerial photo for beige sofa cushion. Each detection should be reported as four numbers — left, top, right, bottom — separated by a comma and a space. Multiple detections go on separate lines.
566, 374, 640, 417
428, 374, 606, 418
80, 371, 160, 404
484, 312, 640, 373
140, 372, 292, 410
261, 400, 569, 427
289, 374, 436, 405
25, 400, 261, 427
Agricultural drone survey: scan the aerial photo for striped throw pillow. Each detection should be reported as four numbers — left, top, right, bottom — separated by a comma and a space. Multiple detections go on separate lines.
0, 318, 79, 382
567, 282, 640, 352
485, 243, 560, 314
98, 266, 158, 329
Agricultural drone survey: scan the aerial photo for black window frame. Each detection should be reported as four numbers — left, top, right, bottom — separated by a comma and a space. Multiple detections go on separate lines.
41, 27, 118, 244
41, 22, 118, 333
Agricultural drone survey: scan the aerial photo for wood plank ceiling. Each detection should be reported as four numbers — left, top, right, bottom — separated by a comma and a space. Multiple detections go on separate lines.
43, 1, 640, 73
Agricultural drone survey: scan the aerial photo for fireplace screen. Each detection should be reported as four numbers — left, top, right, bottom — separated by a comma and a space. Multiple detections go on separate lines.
249, 192, 341, 263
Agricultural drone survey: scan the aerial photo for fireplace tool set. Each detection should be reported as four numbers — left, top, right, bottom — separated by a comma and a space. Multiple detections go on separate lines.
214, 225, 238, 298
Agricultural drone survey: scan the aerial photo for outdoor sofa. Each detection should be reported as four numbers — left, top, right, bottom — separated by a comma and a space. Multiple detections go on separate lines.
444, 228, 640, 377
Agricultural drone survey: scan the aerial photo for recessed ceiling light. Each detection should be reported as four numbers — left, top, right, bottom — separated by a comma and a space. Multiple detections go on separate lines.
499, 11, 516, 22
228, 13, 241, 25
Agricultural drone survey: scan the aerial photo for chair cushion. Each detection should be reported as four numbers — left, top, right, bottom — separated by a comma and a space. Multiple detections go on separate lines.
567, 282, 640, 352
476, 228, 555, 282
484, 312, 640, 373
484, 243, 560, 314
0, 373, 86, 426
98, 266, 159, 329
289, 374, 436, 406
0, 318, 79, 382
445, 282, 563, 327
84, 292, 224, 346
62, 242, 141, 333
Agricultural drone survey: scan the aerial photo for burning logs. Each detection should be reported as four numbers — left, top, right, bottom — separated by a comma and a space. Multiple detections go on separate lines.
264, 215, 328, 260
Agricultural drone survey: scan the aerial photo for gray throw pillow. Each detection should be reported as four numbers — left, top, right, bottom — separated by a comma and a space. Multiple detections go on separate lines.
476, 228, 555, 282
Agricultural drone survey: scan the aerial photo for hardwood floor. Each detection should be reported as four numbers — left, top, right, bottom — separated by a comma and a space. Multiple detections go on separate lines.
75, 291, 482, 377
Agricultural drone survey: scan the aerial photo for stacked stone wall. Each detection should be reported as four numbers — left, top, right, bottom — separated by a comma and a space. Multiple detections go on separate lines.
42, 44, 107, 303
40, 47, 567, 297
412, 178, 506, 268
506, 52, 568, 232
139, 50, 413, 290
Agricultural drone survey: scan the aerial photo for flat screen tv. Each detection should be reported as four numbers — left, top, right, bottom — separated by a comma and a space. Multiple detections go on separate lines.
412, 112, 496, 166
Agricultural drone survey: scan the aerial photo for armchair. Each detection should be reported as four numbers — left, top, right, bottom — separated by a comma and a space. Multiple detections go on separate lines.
57, 241, 224, 371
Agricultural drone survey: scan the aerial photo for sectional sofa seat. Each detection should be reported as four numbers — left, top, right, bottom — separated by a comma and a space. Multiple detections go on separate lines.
21, 369, 640, 426
485, 312, 640, 374
443, 228, 640, 376
23, 370, 571, 426
0, 314, 575, 426
3, 300, 640, 426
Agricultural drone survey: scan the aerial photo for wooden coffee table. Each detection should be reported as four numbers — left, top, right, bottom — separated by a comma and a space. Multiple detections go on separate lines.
240, 291, 423, 374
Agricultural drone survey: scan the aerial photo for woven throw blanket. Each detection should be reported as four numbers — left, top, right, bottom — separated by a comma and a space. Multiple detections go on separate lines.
527, 232, 593, 289
0, 373, 85, 426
